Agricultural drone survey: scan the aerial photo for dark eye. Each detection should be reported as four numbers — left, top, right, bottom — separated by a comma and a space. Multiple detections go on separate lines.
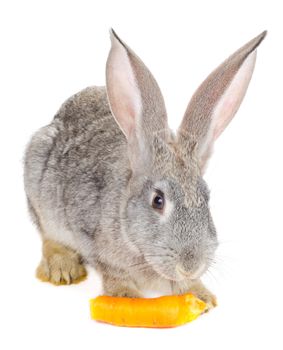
152, 191, 165, 210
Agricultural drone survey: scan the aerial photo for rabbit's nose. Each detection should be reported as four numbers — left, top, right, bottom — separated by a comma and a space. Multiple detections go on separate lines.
181, 247, 197, 262
177, 247, 206, 280
180, 247, 198, 269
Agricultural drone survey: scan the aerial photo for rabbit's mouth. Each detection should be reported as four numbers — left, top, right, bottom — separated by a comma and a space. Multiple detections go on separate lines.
176, 263, 207, 281
146, 259, 206, 282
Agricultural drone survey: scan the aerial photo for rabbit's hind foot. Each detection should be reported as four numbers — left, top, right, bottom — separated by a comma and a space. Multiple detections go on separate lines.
36, 239, 87, 285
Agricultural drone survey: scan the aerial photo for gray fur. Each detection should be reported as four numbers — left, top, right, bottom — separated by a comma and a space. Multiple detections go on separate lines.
24, 30, 265, 296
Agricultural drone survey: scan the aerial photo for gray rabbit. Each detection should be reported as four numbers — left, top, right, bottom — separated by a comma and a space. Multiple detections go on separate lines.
24, 30, 266, 309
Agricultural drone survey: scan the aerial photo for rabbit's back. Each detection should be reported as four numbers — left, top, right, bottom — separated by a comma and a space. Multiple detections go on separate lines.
24, 86, 129, 251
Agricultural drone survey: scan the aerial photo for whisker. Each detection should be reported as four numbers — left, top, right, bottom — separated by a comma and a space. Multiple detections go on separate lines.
141, 244, 179, 257
134, 266, 154, 273
129, 261, 148, 268
205, 267, 218, 284
144, 254, 175, 259
217, 239, 235, 245
141, 243, 175, 251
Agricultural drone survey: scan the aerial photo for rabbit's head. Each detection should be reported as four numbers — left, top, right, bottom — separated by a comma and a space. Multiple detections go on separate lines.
106, 29, 266, 281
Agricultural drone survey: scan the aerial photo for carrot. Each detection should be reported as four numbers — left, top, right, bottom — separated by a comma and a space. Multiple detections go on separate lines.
89, 293, 207, 328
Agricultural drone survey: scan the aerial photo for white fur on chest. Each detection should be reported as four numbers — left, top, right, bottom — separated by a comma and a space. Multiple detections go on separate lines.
135, 272, 173, 297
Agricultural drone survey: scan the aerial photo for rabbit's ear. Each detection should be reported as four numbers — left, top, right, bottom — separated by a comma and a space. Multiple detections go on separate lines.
106, 29, 168, 169
178, 31, 266, 172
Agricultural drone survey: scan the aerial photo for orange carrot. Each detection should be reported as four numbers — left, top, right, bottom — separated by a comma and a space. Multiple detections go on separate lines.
89, 293, 206, 328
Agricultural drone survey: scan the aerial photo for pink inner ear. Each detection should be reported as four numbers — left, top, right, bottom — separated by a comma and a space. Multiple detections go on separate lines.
210, 51, 257, 143
106, 37, 142, 140
213, 96, 238, 140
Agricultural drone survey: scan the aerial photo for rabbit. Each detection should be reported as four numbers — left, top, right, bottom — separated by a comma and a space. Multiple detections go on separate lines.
24, 29, 266, 309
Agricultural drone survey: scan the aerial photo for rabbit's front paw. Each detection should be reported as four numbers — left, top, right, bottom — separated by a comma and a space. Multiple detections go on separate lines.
36, 239, 87, 285
188, 280, 217, 312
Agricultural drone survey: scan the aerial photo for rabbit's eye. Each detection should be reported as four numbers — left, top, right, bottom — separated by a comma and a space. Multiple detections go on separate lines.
152, 191, 165, 211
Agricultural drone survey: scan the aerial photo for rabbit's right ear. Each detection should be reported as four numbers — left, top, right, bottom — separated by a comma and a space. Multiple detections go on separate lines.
177, 31, 266, 173
106, 29, 169, 171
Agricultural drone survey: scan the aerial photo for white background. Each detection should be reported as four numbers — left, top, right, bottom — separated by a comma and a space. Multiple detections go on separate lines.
1, 1, 282, 349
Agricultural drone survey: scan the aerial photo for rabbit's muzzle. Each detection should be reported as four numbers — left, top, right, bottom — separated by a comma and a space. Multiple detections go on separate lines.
176, 246, 208, 281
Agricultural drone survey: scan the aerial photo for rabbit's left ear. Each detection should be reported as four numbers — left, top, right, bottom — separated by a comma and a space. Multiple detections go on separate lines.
106, 29, 169, 171
177, 31, 266, 172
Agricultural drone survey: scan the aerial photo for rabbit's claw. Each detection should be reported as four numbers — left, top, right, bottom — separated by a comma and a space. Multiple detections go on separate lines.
188, 281, 217, 312
36, 240, 87, 285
